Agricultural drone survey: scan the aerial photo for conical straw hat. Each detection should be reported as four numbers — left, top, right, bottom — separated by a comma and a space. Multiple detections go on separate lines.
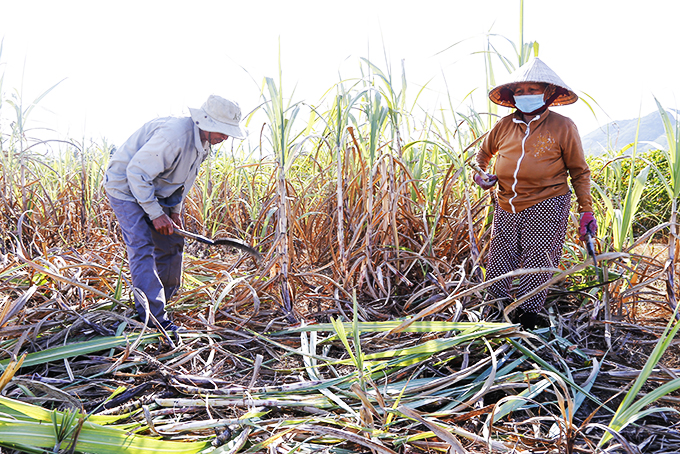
488, 57, 578, 108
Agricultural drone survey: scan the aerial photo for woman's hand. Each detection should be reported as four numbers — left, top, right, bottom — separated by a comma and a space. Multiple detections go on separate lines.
473, 173, 498, 190
579, 212, 597, 240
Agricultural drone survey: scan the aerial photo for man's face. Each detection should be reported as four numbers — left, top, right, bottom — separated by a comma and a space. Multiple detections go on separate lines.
201, 130, 230, 145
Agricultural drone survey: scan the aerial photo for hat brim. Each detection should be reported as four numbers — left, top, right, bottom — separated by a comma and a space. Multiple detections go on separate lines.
488, 58, 578, 108
189, 107, 247, 139
489, 83, 578, 108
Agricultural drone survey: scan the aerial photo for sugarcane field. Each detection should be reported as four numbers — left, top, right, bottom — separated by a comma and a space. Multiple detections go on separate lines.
1, 3, 680, 454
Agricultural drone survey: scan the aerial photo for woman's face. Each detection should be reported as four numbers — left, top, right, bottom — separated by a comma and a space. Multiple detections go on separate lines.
512, 82, 546, 97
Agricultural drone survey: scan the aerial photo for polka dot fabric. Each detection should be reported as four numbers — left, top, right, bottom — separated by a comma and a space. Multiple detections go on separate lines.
485, 192, 571, 313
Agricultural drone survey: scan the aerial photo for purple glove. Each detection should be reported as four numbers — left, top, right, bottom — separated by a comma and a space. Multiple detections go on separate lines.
579, 212, 597, 241
473, 173, 498, 190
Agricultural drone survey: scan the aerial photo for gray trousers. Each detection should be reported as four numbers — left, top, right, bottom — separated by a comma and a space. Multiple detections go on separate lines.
108, 195, 184, 327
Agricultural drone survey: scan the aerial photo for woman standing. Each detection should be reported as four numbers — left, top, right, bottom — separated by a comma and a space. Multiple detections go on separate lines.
474, 57, 597, 329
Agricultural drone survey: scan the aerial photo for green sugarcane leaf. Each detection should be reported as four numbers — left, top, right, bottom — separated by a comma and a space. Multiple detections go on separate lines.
0, 397, 210, 453
276, 320, 511, 334
601, 307, 680, 446
330, 317, 357, 367
491, 377, 552, 423
0, 395, 129, 426
364, 326, 511, 360
0, 418, 210, 454
0, 334, 160, 369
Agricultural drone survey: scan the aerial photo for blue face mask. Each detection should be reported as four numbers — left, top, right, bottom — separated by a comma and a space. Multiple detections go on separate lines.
513, 94, 545, 114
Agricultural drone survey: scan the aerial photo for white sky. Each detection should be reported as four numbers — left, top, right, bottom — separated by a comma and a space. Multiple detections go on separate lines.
1, 0, 677, 147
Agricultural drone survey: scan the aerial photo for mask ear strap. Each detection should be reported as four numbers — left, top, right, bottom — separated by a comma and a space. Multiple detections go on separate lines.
543, 86, 568, 107
499, 87, 516, 106
523, 87, 567, 115
543, 92, 560, 107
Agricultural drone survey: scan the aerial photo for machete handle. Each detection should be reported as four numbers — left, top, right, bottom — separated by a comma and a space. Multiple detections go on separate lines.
468, 161, 491, 182
585, 233, 598, 265
584, 232, 602, 284
174, 227, 215, 245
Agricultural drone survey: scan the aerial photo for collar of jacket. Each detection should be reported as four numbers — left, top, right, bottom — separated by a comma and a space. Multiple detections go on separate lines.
512, 108, 551, 129
192, 122, 211, 157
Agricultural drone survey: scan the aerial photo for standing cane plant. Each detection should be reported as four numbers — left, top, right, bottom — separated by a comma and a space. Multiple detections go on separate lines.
653, 97, 680, 312
260, 48, 302, 322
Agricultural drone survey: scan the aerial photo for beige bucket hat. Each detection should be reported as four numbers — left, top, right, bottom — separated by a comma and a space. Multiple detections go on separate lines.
488, 57, 578, 108
189, 95, 246, 139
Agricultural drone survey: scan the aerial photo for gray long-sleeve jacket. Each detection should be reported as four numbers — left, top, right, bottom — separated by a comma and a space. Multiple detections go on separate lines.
104, 116, 209, 220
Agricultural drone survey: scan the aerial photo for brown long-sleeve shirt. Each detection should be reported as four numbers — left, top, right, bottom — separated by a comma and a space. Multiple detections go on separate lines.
476, 109, 592, 214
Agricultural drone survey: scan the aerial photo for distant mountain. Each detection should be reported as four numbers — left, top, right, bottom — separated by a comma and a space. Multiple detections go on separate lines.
581, 109, 678, 155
